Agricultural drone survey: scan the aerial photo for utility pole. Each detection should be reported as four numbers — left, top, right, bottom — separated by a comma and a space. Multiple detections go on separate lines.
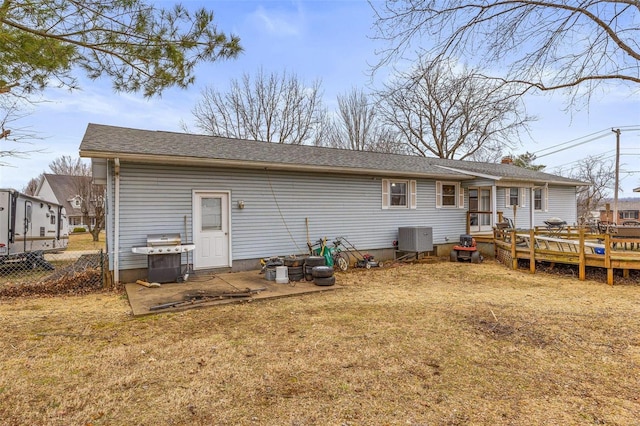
612, 128, 621, 224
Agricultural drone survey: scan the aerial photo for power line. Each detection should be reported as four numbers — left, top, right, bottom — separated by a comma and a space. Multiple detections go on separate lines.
535, 133, 611, 159
532, 125, 640, 157
551, 151, 636, 169
533, 128, 611, 155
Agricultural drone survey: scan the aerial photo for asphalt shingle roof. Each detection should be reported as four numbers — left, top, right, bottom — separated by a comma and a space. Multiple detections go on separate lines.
79, 123, 585, 186
41, 174, 93, 216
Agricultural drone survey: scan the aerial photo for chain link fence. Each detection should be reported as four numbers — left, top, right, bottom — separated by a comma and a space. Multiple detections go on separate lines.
0, 249, 109, 297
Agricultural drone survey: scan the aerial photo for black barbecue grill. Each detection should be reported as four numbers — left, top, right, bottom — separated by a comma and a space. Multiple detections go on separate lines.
132, 233, 195, 283
544, 218, 567, 236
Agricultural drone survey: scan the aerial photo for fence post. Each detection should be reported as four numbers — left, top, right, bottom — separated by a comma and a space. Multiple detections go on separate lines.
529, 229, 535, 274
100, 249, 105, 288
578, 228, 585, 280
511, 229, 517, 270
605, 234, 613, 285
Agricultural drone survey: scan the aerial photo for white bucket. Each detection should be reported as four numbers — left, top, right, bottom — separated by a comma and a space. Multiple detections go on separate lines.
275, 266, 289, 284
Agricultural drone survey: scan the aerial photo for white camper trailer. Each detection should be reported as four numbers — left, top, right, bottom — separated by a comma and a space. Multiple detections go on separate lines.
0, 189, 69, 264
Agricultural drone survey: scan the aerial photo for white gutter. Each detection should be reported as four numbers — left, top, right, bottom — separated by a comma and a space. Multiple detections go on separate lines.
492, 184, 497, 225
114, 158, 120, 284
529, 188, 535, 229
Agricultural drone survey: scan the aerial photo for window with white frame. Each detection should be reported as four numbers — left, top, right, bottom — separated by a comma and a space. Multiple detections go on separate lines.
534, 188, 542, 211
505, 188, 526, 208
533, 186, 549, 211
382, 179, 417, 209
436, 181, 464, 209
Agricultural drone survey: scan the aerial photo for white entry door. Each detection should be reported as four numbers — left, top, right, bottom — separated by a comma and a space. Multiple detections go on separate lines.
193, 192, 230, 269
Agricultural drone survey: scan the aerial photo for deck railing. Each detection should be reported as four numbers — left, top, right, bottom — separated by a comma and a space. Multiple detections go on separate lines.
493, 226, 640, 285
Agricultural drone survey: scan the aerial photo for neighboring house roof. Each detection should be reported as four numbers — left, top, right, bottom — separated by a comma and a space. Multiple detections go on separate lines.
597, 199, 640, 211
37, 174, 93, 217
79, 123, 586, 186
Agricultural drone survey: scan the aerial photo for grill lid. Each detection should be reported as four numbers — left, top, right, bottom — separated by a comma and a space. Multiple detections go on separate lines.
146, 233, 181, 247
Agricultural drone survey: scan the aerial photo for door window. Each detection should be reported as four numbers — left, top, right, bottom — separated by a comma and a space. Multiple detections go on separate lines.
201, 198, 222, 231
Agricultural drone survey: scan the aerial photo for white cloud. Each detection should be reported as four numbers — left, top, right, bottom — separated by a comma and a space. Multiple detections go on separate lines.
249, 4, 304, 37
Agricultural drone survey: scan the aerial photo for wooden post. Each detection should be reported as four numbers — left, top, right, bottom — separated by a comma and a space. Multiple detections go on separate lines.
511, 229, 517, 270
529, 228, 535, 274
578, 228, 585, 280
605, 234, 613, 285
466, 211, 470, 235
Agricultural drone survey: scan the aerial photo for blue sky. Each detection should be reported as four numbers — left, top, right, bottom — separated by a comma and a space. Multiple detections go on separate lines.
1, 0, 639, 194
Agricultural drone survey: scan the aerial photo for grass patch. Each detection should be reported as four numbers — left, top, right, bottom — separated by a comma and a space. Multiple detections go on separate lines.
1, 261, 639, 425
67, 231, 106, 251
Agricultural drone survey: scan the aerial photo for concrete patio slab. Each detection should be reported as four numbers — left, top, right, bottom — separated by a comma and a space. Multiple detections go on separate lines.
124, 270, 341, 316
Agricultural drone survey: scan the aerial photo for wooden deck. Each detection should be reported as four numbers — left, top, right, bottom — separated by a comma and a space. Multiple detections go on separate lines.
493, 227, 640, 285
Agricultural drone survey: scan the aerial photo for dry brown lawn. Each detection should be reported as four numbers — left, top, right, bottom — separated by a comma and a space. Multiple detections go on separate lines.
67, 231, 106, 251
1, 260, 639, 425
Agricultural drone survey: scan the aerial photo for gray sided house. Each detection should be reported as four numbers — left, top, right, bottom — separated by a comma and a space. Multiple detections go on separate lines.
79, 123, 585, 283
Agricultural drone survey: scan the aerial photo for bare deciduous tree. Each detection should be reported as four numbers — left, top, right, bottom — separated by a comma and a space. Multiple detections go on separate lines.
371, 1, 639, 104
26, 156, 105, 241
22, 176, 41, 195
48, 156, 104, 241
48, 156, 91, 176
559, 156, 615, 223
74, 176, 106, 242
325, 88, 406, 154
190, 69, 326, 145
377, 59, 533, 160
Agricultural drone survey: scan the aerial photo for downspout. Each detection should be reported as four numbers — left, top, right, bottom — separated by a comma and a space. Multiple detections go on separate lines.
491, 184, 497, 225
529, 188, 535, 229
114, 158, 120, 284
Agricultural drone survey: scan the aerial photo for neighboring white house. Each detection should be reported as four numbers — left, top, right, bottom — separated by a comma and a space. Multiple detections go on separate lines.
35, 174, 96, 230
79, 123, 587, 283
